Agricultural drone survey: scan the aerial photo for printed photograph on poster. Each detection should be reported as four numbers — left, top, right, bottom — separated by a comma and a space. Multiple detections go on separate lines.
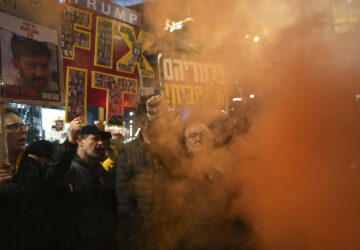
116, 23, 154, 78
93, 72, 136, 125
66, 68, 86, 122
41, 108, 69, 143
95, 18, 112, 67
0, 12, 60, 103
61, 5, 91, 58
0, 29, 60, 102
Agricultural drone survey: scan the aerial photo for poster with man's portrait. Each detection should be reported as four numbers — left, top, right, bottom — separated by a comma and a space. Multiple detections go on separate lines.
0, 12, 61, 105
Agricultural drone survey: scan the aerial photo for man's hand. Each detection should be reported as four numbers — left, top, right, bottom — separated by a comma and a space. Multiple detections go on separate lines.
0, 162, 13, 191
146, 95, 168, 121
68, 116, 82, 144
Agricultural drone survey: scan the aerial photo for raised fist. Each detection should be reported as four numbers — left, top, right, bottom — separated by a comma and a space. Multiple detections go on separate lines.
69, 116, 82, 144
146, 95, 168, 121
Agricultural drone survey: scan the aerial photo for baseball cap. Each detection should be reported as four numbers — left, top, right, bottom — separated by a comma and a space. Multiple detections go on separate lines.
80, 125, 112, 140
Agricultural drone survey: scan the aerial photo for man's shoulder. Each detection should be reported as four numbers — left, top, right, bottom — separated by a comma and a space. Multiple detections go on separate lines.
69, 156, 88, 171
60, 138, 78, 151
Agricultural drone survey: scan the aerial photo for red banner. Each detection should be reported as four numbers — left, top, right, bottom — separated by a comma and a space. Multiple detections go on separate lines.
62, 0, 154, 125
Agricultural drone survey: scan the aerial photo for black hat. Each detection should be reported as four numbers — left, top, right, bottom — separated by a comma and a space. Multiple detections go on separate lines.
80, 125, 112, 140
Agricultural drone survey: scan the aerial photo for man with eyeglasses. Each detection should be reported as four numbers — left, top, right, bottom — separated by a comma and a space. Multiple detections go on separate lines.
0, 107, 50, 250
184, 121, 212, 155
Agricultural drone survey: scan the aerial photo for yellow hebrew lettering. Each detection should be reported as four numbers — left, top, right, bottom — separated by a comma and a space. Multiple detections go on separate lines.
194, 85, 204, 102
170, 84, 182, 104
164, 83, 171, 104
184, 85, 195, 105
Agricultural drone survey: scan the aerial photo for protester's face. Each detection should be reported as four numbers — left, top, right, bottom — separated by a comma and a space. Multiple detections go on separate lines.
14, 54, 49, 89
5, 113, 27, 154
79, 134, 106, 160
185, 123, 211, 154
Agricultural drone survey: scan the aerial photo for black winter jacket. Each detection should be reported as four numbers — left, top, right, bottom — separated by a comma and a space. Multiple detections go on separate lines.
44, 138, 77, 250
0, 151, 50, 250
52, 138, 77, 164
67, 155, 116, 250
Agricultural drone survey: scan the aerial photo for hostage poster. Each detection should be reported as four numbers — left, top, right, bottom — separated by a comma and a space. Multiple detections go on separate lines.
0, 12, 61, 105
62, 0, 154, 125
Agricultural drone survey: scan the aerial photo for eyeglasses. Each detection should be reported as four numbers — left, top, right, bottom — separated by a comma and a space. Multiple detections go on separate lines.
185, 132, 203, 141
6, 123, 30, 131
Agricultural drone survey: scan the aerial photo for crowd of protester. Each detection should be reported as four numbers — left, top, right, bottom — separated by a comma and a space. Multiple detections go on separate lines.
0, 95, 255, 250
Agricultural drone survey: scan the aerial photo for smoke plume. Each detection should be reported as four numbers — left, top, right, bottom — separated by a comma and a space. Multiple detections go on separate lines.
142, 0, 360, 249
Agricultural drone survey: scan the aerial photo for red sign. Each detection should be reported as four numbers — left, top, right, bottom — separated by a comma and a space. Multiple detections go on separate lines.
62, 1, 154, 125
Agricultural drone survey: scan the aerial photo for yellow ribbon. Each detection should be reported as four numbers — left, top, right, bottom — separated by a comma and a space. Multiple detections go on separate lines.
14, 150, 25, 175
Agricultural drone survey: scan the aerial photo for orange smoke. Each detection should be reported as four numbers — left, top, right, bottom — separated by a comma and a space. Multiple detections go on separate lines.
229, 11, 360, 250
143, 0, 360, 249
